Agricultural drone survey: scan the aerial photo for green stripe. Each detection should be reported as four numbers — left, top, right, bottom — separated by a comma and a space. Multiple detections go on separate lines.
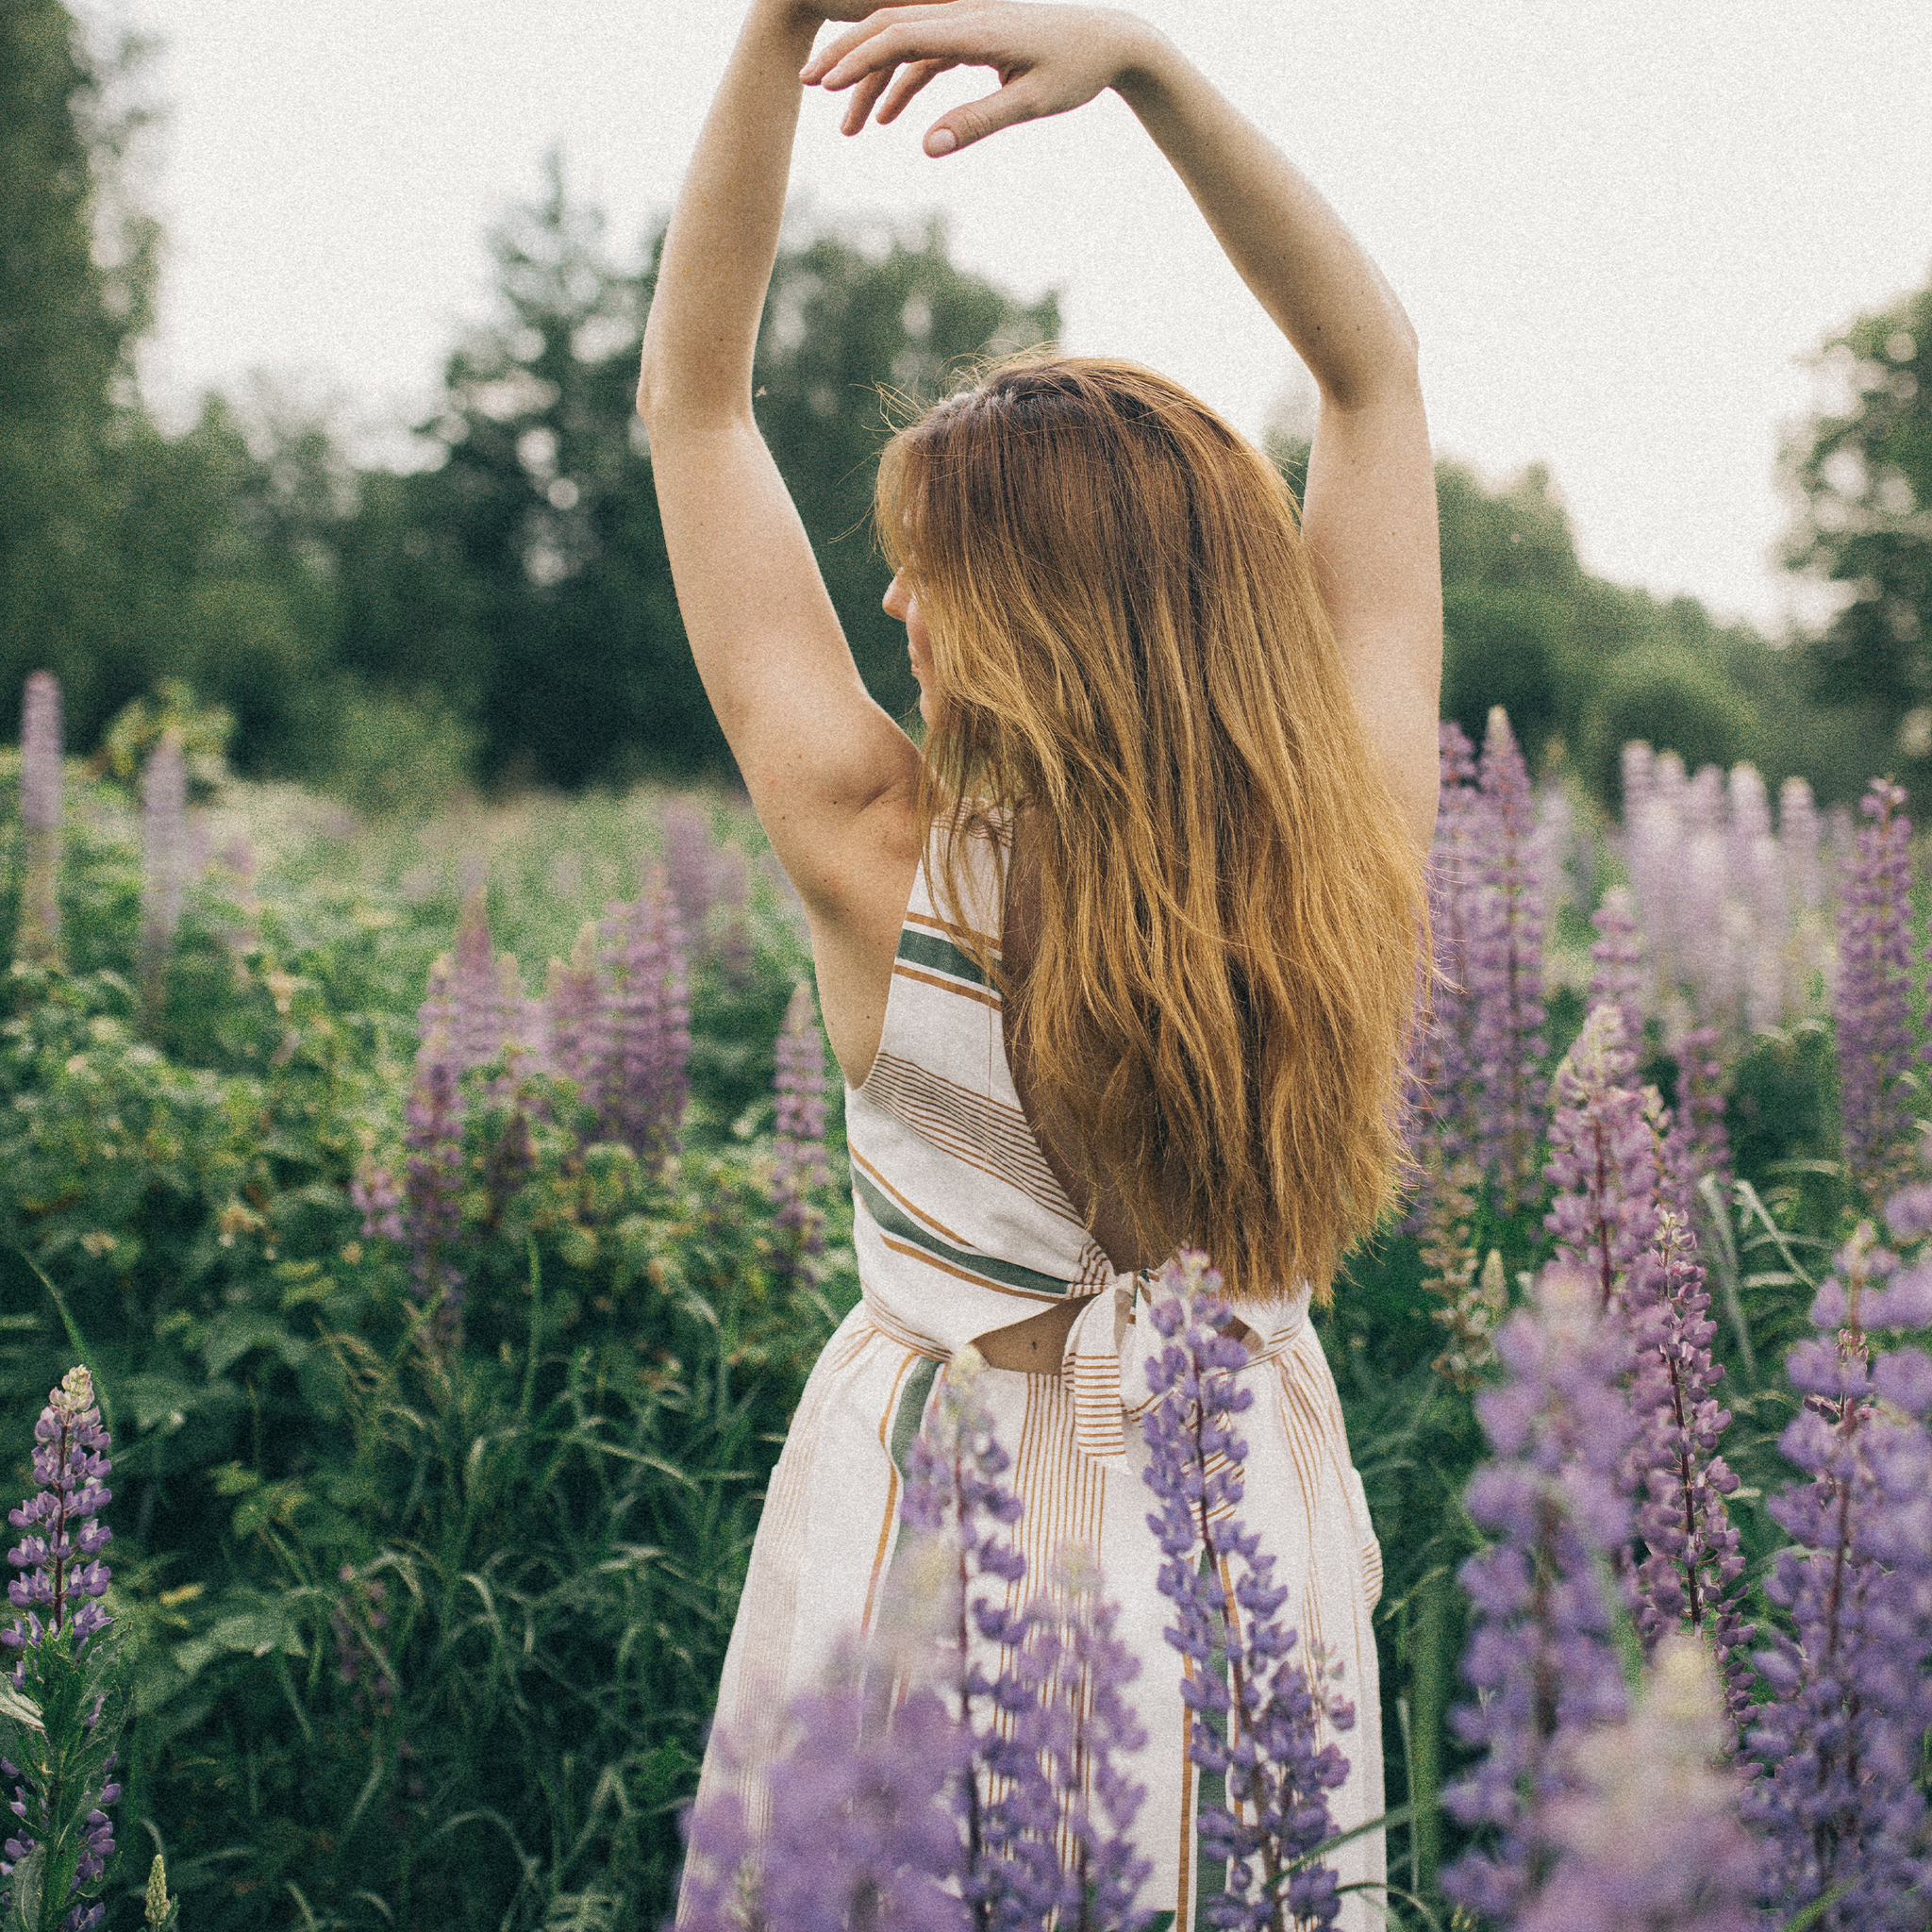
853, 1168, 1074, 1299
888, 1357, 941, 1482
895, 926, 994, 991
1193, 1546, 1230, 1925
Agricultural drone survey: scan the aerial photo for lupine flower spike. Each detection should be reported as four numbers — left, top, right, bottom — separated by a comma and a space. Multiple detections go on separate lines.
1142, 1252, 1354, 1930
1441, 1267, 1637, 1924
143, 1853, 179, 1928
770, 984, 832, 1289
16, 671, 63, 970
676, 1641, 968, 1932
1586, 886, 1646, 1064
1743, 1220, 1932, 1929
1407, 723, 1483, 1203
1836, 777, 1917, 1205
1619, 1185, 1754, 1722
596, 869, 691, 1165
1469, 707, 1549, 1211
1542, 1005, 1654, 1310
1516, 1635, 1757, 1932
1, 1368, 125, 1932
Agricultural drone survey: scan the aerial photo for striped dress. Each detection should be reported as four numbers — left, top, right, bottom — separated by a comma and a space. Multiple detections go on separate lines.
687, 811, 1387, 1929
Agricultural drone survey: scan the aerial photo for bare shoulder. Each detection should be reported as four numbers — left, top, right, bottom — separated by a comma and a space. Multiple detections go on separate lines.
790, 774, 928, 1092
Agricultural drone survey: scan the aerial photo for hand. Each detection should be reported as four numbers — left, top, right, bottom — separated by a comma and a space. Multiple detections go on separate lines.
800, 3, 1152, 157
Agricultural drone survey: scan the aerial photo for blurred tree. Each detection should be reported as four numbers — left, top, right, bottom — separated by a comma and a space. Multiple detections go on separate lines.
752, 217, 1058, 728
1577, 644, 1762, 806
0, 0, 157, 728
372, 159, 1059, 791
1785, 275, 1932, 753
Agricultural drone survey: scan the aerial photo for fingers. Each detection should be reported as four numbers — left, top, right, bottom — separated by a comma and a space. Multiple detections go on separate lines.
840, 65, 896, 135
873, 58, 953, 127
803, 9, 986, 91
924, 71, 1042, 155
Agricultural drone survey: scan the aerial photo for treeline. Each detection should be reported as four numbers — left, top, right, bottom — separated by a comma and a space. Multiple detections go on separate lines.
4, 0, 1924, 809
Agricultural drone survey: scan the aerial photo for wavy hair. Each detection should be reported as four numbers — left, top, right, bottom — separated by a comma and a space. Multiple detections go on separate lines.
875, 355, 1424, 1307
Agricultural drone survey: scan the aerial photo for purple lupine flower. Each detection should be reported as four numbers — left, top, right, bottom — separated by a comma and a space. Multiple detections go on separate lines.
1469, 708, 1548, 1210
1515, 1635, 1758, 1932
4, 1369, 113, 1654
1743, 1221, 1932, 1930
1587, 887, 1646, 1062
896, 1355, 1058, 1927
1542, 1005, 1655, 1310
16, 670, 63, 968
771, 984, 832, 1285
1011, 1552, 1151, 1927
905, 1354, 1153, 1928
1141, 1252, 1354, 1930
1441, 1266, 1638, 1925
1836, 779, 1917, 1205
660, 797, 718, 942
2, 1368, 123, 1932
678, 1646, 970, 1932
436, 886, 541, 1082
448, 886, 509, 1074
403, 1024, 467, 1346
1726, 764, 1790, 1037
595, 870, 691, 1166
1666, 1022, 1734, 1213
1543, 1010, 1753, 1709
1619, 1203, 1754, 1723
543, 923, 605, 1099
351, 1162, 406, 1244
139, 731, 189, 1020
1411, 723, 1484, 1176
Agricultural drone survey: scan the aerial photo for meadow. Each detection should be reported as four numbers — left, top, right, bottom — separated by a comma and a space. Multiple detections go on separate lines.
1, 676, 1927, 1931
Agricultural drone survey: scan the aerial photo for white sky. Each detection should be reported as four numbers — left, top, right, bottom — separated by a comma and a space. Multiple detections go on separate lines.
108, 0, 1932, 634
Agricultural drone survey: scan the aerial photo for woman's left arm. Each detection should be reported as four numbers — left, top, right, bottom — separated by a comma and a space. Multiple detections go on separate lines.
638, 0, 922, 921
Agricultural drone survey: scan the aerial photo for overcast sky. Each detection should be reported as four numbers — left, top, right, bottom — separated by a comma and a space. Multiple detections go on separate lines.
106, 0, 1932, 633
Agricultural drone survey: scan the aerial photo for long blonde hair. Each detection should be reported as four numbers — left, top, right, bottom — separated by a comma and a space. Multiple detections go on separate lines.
876, 355, 1424, 1306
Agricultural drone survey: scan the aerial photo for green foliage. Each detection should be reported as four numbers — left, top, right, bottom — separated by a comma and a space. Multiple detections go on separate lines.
0, 774, 843, 1927
0, 1621, 133, 1932
0, 0, 157, 746
749, 217, 1059, 730
318, 163, 1057, 793
1578, 642, 1762, 805
1787, 275, 1932, 741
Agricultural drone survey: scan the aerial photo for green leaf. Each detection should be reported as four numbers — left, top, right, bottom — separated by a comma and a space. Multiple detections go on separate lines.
6, 1842, 42, 1932
0, 1681, 42, 1733
206, 1607, 307, 1658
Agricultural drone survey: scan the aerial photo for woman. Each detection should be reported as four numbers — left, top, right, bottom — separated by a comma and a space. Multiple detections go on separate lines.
639, 2, 1441, 1922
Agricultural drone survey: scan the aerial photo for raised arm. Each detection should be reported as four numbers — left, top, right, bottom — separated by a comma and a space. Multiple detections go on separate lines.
638, 0, 922, 922
805, 5, 1443, 849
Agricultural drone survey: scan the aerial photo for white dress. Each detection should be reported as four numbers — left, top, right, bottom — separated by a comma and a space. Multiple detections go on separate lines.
685, 812, 1387, 1929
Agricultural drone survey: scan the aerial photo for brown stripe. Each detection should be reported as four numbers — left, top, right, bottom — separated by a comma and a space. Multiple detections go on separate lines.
866, 1053, 1079, 1224
891, 961, 1003, 1009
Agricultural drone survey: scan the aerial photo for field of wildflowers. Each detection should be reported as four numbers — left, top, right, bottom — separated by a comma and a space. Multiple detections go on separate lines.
0, 672, 1928, 1929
